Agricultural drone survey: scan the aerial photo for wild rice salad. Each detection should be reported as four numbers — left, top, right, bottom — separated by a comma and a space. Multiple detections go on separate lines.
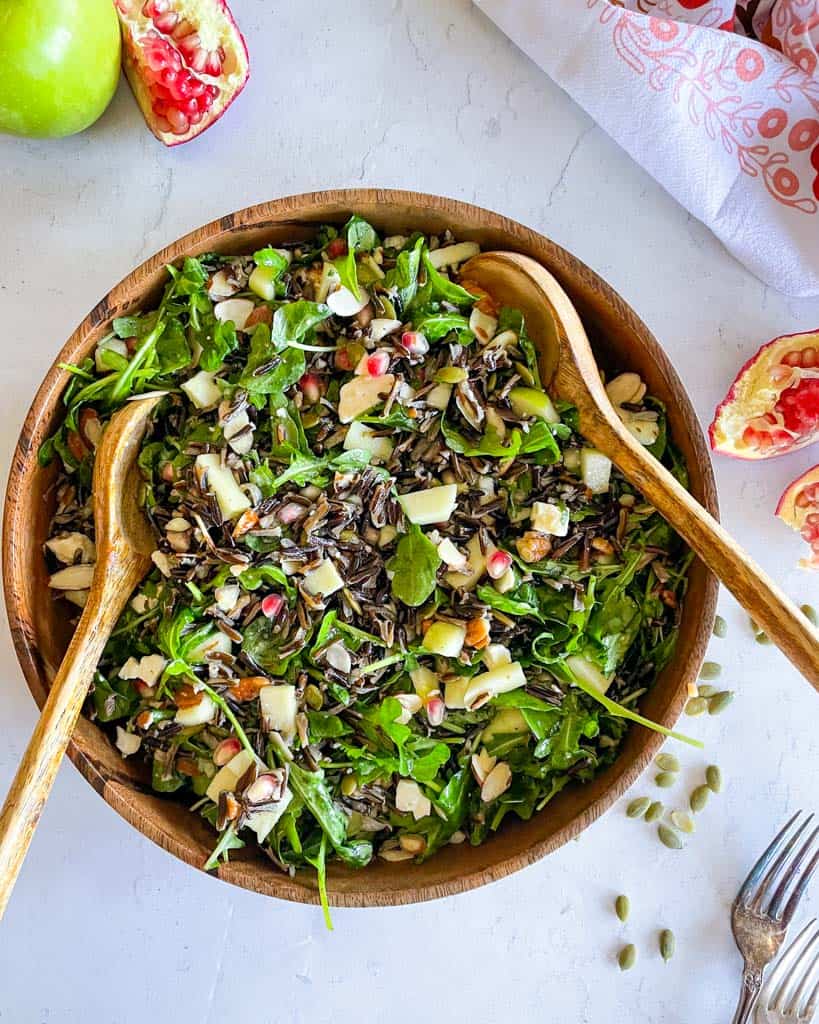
42, 217, 693, 918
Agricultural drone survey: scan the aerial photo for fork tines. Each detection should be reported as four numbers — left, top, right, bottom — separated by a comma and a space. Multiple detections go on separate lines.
761, 919, 819, 1020
739, 811, 819, 924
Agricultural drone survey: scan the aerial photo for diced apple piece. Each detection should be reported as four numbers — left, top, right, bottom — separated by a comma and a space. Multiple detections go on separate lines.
259, 684, 297, 738
469, 307, 497, 344
444, 533, 493, 591
443, 676, 470, 709
338, 374, 395, 423
425, 383, 452, 411
530, 501, 569, 537
481, 707, 528, 744
214, 298, 255, 331
315, 261, 340, 303
245, 788, 293, 842
327, 284, 370, 317
509, 386, 559, 424
493, 567, 516, 594
95, 336, 129, 373
45, 532, 96, 565
174, 693, 217, 728
580, 448, 612, 495
369, 318, 402, 342
119, 653, 166, 686
195, 454, 251, 521
302, 558, 344, 597
395, 779, 431, 820
410, 666, 439, 699
182, 370, 222, 410
464, 661, 527, 710
422, 621, 466, 658
398, 484, 458, 526
426, 241, 480, 269
188, 630, 233, 664
248, 265, 279, 301
205, 749, 260, 802
343, 421, 393, 463
115, 726, 142, 757
483, 644, 512, 670
565, 654, 613, 693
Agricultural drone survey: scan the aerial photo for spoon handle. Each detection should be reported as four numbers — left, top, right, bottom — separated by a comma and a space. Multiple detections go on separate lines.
0, 564, 135, 920
587, 416, 819, 691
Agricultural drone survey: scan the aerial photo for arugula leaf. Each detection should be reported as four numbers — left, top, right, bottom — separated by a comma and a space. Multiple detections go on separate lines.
414, 313, 472, 342
498, 307, 541, 387
333, 215, 378, 299
384, 235, 424, 312
421, 251, 478, 307
476, 582, 540, 618
303, 832, 333, 930
440, 417, 522, 459
200, 319, 237, 372
307, 712, 352, 741
91, 672, 137, 722
253, 247, 290, 277
270, 300, 332, 352
203, 823, 245, 871
242, 615, 301, 675
155, 317, 191, 372
386, 524, 441, 607
240, 323, 306, 394
288, 763, 373, 867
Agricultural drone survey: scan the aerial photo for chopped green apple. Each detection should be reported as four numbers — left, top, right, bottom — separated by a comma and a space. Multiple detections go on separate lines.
174, 693, 217, 728
425, 383, 453, 410
530, 501, 569, 536
338, 374, 395, 423
580, 448, 612, 494
509, 386, 559, 424
464, 661, 527, 709
410, 666, 439, 699
188, 630, 233, 664
398, 484, 458, 526
422, 620, 466, 658
426, 241, 480, 269
343, 421, 393, 463
248, 265, 279, 301
259, 684, 297, 738
483, 643, 512, 670
205, 749, 261, 803
481, 707, 528, 743
565, 654, 613, 693
302, 558, 344, 597
182, 370, 221, 410
443, 676, 470, 709
444, 533, 493, 590
195, 454, 251, 521
245, 788, 293, 842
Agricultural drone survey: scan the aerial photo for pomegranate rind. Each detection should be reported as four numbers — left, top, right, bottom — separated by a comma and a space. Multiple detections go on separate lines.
776, 464, 819, 570
709, 328, 819, 460
116, 0, 249, 147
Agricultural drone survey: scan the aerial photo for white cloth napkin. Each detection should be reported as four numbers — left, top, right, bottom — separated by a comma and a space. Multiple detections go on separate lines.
474, 0, 819, 297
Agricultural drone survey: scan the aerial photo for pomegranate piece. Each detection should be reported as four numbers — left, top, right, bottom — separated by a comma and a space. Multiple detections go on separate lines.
709, 329, 819, 460
115, 0, 249, 146
776, 465, 819, 570
261, 593, 285, 619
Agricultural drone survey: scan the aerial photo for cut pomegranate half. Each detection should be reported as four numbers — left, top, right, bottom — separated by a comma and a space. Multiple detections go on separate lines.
115, 0, 249, 146
709, 329, 819, 460
776, 464, 819, 570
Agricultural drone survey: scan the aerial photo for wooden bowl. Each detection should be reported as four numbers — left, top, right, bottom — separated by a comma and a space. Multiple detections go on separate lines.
3, 189, 718, 907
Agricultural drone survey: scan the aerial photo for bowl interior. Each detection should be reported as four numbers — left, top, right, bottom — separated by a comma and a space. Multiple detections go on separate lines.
3, 190, 718, 906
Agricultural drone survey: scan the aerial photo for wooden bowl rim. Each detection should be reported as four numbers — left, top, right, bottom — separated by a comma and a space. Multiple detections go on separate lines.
2, 188, 718, 907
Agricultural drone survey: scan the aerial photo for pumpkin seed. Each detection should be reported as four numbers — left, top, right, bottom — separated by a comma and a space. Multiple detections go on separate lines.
626, 796, 650, 819
690, 784, 710, 813
671, 810, 695, 834
708, 690, 734, 715
655, 771, 676, 789
645, 800, 664, 822
750, 618, 771, 644
304, 683, 324, 710
705, 765, 722, 793
618, 944, 637, 971
655, 753, 680, 773
697, 684, 717, 698
658, 824, 683, 850
801, 604, 818, 627
435, 366, 469, 384
713, 615, 727, 639
615, 894, 630, 922
699, 661, 722, 680
659, 929, 675, 962
685, 696, 707, 716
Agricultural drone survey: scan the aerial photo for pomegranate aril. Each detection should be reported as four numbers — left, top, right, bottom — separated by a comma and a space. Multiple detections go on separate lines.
277, 502, 305, 525
355, 350, 391, 376
326, 238, 347, 259
261, 594, 285, 619
426, 694, 445, 727
190, 49, 208, 73
166, 107, 189, 133
400, 331, 429, 357
299, 372, 322, 403
487, 550, 513, 579
783, 351, 802, 367
154, 11, 179, 32
207, 84, 219, 99
213, 737, 242, 766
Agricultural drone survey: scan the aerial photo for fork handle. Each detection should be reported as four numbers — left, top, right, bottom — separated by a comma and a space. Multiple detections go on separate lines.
732, 965, 763, 1024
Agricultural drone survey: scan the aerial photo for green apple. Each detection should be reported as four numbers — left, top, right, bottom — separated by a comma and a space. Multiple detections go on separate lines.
0, 0, 121, 138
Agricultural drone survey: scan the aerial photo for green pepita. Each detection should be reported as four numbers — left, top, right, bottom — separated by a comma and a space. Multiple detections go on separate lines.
697, 684, 717, 698
705, 765, 722, 793
304, 683, 324, 710
615, 894, 630, 922
340, 774, 358, 797
655, 772, 676, 789
626, 796, 650, 819
658, 824, 683, 850
618, 944, 637, 971
434, 366, 468, 384
670, 810, 695, 834
801, 604, 818, 627
699, 661, 722, 680
685, 696, 708, 716
645, 800, 663, 822
750, 618, 771, 644
690, 784, 710, 813
708, 690, 734, 715
655, 753, 680, 773
713, 615, 728, 639
659, 929, 675, 962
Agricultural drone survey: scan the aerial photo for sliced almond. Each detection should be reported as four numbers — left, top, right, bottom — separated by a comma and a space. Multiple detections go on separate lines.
480, 761, 512, 803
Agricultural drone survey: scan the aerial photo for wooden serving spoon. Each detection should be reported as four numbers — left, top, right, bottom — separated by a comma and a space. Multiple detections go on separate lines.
462, 251, 819, 691
0, 396, 160, 919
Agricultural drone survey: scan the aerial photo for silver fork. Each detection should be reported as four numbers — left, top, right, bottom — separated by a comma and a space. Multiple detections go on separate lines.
731, 812, 819, 1024
756, 919, 819, 1022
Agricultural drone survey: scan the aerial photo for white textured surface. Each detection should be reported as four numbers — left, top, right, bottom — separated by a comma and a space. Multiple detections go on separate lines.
0, 3, 817, 1021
